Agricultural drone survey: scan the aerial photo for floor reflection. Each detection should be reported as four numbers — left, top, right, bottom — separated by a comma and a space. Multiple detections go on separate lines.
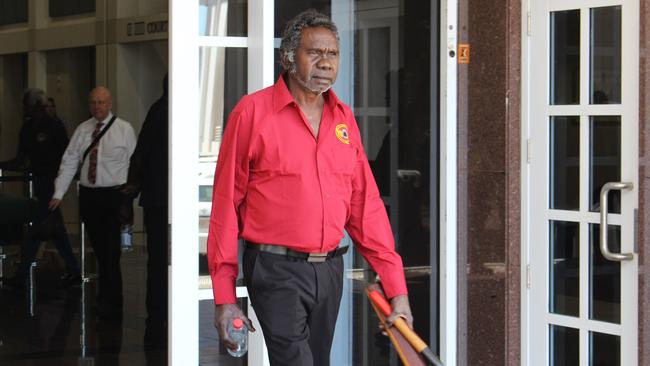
0, 248, 167, 365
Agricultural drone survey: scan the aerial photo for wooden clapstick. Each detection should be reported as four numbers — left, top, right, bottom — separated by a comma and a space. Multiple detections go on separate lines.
367, 291, 426, 366
366, 285, 444, 366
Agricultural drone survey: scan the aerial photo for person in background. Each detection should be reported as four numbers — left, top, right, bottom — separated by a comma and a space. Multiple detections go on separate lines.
122, 74, 169, 348
0, 88, 80, 288
50, 86, 136, 321
208, 10, 413, 365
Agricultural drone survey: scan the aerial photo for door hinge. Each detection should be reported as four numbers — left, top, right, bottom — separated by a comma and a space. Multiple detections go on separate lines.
527, 12, 531, 36
526, 264, 531, 289
526, 139, 531, 163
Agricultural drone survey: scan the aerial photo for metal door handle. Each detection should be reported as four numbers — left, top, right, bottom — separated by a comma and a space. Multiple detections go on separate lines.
599, 181, 633, 261
397, 169, 422, 187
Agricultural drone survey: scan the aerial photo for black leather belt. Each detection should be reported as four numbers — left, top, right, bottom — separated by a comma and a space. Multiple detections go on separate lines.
245, 241, 349, 263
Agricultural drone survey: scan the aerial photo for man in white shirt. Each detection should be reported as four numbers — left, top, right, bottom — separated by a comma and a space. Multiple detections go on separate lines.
50, 86, 136, 321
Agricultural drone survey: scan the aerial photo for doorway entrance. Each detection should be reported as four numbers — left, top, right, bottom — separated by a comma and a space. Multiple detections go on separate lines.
169, 0, 456, 364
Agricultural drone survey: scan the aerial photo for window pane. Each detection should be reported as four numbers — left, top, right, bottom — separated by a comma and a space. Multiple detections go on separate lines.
550, 10, 580, 105
0, 0, 27, 25
549, 221, 580, 317
590, 6, 621, 104
367, 27, 391, 107
49, 0, 94, 18
589, 224, 621, 323
550, 116, 580, 210
550, 325, 580, 366
274, 1, 331, 37
590, 332, 620, 366
198, 47, 248, 159
589, 116, 621, 213
199, 0, 248, 37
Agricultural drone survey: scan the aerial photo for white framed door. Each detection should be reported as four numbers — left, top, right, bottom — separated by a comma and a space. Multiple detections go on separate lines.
524, 0, 639, 365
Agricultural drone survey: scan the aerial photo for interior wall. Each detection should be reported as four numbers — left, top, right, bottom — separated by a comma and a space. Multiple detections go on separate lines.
113, 40, 168, 237
116, 0, 168, 17
44, 47, 94, 236
0, 53, 26, 197
46, 47, 94, 133
0, 54, 26, 162
114, 40, 168, 133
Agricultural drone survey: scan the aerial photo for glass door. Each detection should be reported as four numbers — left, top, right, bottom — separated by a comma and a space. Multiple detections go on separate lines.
169, 0, 455, 364
526, 1, 639, 365
344, 1, 437, 365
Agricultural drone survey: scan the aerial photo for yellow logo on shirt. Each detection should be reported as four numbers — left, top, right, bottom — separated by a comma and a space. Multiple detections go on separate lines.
335, 124, 350, 144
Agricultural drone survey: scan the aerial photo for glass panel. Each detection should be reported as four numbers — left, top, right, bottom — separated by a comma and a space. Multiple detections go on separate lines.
365, 116, 392, 196
549, 221, 580, 317
550, 325, 579, 366
200, 298, 249, 365
590, 6, 622, 104
198, 47, 248, 159
199, 0, 248, 36
590, 332, 620, 366
550, 10, 580, 105
0, 0, 27, 25
274, 1, 331, 37
550, 116, 580, 210
49, 0, 94, 18
352, 1, 432, 364
198, 46, 247, 276
367, 27, 391, 107
589, 116, 621, 213
589, 224, 621, 323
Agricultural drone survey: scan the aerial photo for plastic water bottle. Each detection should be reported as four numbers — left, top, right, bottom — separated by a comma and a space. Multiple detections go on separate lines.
227, 318, 248, 357
120, 225, 133, 252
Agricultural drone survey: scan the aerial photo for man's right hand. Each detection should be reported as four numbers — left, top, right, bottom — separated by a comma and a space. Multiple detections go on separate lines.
48, 198, 62, 211
214, 303, 256, 351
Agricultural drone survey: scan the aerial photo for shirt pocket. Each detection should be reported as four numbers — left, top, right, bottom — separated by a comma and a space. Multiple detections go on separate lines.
330, 145, 357, 196
102, 134, 129, 163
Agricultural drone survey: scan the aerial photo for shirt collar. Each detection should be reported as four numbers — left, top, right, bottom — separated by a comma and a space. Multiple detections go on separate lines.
272, 73, 345, 114
95, 112, 114, 125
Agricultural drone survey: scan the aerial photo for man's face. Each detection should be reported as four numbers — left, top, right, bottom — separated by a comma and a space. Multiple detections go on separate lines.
88, 89, 112, 121
45, 101, 56, 118
289, 27, 339, 95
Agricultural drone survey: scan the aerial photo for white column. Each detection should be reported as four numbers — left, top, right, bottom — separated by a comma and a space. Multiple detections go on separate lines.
440, 0, 458, 365
169, 0, 199, 364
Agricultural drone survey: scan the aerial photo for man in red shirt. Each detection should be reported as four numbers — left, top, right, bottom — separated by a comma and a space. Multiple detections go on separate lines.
208, 9, 413, 365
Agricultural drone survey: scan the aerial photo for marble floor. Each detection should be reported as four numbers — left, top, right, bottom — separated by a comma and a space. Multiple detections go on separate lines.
0, 246, 167, 366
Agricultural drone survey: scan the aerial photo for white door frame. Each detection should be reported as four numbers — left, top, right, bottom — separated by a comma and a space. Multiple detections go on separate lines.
521, 1, 639, 365
168, 0, 460, 364
440, 0, 458, 364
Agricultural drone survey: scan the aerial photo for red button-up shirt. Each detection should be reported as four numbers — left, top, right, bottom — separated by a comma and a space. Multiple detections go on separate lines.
208, 75, 407, 304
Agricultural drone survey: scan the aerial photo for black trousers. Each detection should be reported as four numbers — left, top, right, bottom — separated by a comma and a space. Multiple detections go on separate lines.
243, 248, 344, 366
79, 186, 122, 310
17, 175, 79, 277
143, 205, 168, 325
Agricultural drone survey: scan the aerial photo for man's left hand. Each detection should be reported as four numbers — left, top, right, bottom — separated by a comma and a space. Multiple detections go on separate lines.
385, 294, 413, 329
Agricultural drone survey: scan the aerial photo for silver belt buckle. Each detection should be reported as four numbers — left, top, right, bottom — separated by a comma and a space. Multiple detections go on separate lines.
307, 252, 328, 263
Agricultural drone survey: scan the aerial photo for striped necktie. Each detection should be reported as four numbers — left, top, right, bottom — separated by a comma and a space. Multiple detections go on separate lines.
87, 122, 103, 184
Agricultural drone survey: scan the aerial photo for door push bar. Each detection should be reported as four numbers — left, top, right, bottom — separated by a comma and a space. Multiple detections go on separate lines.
599, 182, 634, 261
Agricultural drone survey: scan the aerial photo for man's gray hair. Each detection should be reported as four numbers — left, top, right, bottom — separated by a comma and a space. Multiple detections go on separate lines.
23, 88, 48, 109
279, 9, 339, 72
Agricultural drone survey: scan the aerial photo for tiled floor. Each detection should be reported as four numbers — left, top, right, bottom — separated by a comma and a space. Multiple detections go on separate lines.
0, 246, 167, 366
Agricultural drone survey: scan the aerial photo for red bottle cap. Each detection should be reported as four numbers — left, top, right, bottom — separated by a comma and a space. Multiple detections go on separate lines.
233, 318, 244, 329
